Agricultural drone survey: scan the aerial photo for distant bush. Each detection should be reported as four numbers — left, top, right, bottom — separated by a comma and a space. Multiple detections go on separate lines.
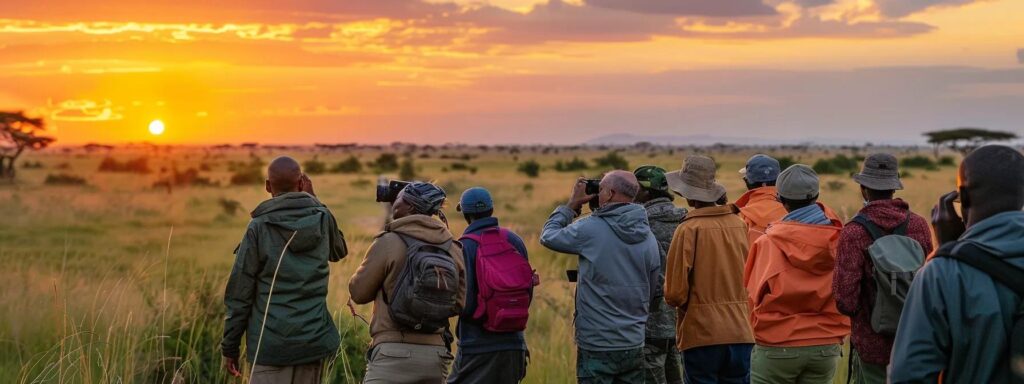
230, 167, 264, 185
523, 183, 534, 193
22, 161, 44, 169
44, 173, 87, 186
399, 158, 416, 180
449, 162, 478, 174
154, 168, 217, 189
900, 155, 938, 170
98, 157, 151, 174
303, 157, 327, 175
332, 156, 363, 174
350, 179, 372, 188
776, 156, 797, 171
372, 153, 399, 172
518, 160, 541, 178
554, 157, 589, 172
593, 151, 629, 170
812, 154, 859, 175
938, 156, 956, 167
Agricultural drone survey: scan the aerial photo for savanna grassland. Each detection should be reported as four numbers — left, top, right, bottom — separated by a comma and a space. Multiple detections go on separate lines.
0, 144, 959, 383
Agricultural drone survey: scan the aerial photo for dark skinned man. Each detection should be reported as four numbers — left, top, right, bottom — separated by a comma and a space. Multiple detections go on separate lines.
221, 156, 348, 384
890, 145, 1024, 384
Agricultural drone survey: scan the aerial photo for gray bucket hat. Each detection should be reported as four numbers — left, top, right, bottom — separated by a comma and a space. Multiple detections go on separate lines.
853, 153, 904, 191
666, 155, 727, 203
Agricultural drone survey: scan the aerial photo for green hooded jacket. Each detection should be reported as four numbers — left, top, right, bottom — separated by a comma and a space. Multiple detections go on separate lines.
221, 192, 348, 366
643, 197, 687, 340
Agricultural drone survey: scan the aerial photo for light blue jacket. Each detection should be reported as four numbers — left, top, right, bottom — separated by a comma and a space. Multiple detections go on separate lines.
540, 203, 661, 351
890, 210, 1024, 383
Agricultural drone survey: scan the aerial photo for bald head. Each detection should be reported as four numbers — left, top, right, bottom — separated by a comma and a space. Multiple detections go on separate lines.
267, 156, 302, 195
959, 145, 1024, 226
601, 170, 640, 204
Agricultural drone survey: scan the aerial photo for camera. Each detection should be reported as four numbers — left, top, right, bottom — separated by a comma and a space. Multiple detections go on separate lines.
376, 180, 411, 203
583, 179, 601, 211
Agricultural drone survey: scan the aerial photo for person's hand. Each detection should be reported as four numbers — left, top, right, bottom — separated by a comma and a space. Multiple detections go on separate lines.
567, 177, 596, 212
931, 190, 966, 246
299, 174, 316, 197
223, 356, 242, 377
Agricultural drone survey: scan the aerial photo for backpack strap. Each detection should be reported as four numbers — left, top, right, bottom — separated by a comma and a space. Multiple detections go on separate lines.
935, 242, 1024, 297
892, 216, 911, 236
851, 215, 885, 241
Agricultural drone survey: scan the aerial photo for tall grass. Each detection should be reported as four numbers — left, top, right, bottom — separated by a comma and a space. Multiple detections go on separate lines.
3, 146, 952, 383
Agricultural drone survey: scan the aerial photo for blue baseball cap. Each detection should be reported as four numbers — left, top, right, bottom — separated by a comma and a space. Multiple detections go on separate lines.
458, 187, 493, 214
740, 154, 781, 184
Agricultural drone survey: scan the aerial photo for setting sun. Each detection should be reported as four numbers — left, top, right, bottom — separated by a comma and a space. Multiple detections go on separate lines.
148, 120, 165, 136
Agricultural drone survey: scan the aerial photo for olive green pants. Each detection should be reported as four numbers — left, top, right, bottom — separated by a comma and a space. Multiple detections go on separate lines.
751, 344, 842, 384
849, 349, 886, 384
363, 343, 454, 384
250, 361, 323, 384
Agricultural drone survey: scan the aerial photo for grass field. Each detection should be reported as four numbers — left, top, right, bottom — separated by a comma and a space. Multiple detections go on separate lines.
0, 144, 959, 383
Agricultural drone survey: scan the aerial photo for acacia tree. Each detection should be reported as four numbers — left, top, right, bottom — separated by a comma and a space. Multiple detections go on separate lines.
0, 111, 55, 180
924, 128, 1018, 158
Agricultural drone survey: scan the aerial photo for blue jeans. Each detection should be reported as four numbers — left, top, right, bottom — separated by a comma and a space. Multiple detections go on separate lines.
683, 344, 753, 384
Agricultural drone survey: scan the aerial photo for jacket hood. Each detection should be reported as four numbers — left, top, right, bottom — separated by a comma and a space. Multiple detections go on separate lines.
252, 192, 328, 253
386, 214, 454, 244
961, 210, 1024, 257
593, 202, 652, 244
857, 199, 912, 230
684, 204, 741, 220
644, 198, 687, 224
735, 187, 787, 228
765, 203, 843, 274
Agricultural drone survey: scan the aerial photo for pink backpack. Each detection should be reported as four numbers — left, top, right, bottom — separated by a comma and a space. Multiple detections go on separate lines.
461, 227, 539, 333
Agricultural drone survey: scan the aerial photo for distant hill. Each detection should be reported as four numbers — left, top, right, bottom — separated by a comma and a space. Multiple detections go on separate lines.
585, 133, 920, 146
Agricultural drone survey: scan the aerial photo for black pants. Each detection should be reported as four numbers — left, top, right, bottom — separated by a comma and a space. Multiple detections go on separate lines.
447, 349, 528, 384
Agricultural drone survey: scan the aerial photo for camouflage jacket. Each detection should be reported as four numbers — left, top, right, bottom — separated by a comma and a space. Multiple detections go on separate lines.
643, 198, 687, 340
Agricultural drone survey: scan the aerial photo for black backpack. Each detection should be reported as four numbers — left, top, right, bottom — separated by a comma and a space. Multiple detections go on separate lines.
935, 242, 1024, 384
384, 234, 460, 333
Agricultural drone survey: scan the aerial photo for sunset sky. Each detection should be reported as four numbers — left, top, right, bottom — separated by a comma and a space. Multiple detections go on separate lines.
1, 0, 1022, 145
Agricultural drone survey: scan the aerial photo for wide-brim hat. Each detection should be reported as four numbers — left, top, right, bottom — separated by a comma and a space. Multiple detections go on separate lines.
666, 155, 727, 202
853, 153, 904, 191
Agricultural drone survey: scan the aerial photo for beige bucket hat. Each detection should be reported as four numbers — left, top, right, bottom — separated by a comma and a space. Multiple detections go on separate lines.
666, 155, 727, 203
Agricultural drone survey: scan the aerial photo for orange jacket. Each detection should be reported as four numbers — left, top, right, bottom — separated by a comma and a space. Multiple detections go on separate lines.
735, 187, 788, 245
743, 203, 851, 347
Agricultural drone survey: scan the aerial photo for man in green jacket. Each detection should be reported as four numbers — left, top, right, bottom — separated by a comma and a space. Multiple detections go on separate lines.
221, 156, 348, 384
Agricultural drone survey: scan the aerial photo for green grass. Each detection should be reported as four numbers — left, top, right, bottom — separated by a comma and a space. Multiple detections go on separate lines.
1, 146, 955, 383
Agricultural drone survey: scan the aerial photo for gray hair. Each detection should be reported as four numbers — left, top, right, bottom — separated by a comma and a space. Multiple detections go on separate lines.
602, 170, 640, 199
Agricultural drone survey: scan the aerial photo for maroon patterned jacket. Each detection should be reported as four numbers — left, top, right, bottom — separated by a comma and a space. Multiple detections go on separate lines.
833, 199, 934, 366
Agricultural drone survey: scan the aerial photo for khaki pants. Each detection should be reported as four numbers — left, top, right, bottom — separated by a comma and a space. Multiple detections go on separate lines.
251, 361, 322, 384
364, 343, 454, 384
751, 344, 842, 384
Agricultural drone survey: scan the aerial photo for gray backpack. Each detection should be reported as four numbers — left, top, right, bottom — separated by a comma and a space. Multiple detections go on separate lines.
852, 215, 925, 335
384, 234, 460, 333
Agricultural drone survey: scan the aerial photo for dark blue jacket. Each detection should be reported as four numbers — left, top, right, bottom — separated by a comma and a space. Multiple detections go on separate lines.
456, 217, 530, 354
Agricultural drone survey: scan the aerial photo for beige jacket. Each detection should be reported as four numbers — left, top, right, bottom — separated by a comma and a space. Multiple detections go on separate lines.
664, 204, 755, 351
349, 215, 466, 348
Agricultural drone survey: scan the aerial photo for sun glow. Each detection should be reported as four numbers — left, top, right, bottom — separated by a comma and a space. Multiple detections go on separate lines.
148, 120, 165, 136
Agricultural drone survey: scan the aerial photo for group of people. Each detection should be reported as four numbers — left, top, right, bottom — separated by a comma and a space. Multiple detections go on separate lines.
219, 144, 1024, 384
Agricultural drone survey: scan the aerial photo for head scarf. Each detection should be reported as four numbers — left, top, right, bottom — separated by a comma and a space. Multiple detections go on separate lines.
399, 182, 449, 226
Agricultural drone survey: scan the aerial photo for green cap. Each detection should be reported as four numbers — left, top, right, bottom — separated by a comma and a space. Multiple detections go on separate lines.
634, 165, 669, 191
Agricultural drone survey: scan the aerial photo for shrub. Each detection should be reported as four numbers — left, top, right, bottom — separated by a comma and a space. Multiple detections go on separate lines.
554, 157, 589, 172
938, 156, 956, 167
593, 151, 629, 170
812, 154, 859, 175
372, 153, 399, 172
154, 168, 217, 189
826, 180, 846, 191
399, 158, 416, 180
776, 156, 797, 171
449, 162, 478, 173
98, 157, 152, 173
518, 160, 541, 178
230, 167, 264, 185
22, 161, 44, 169
44, 173, 87, 185
332, 155, 363, 174
350, 178, 372, 187
303, 157, 328, 175
900, 155, 938, 170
